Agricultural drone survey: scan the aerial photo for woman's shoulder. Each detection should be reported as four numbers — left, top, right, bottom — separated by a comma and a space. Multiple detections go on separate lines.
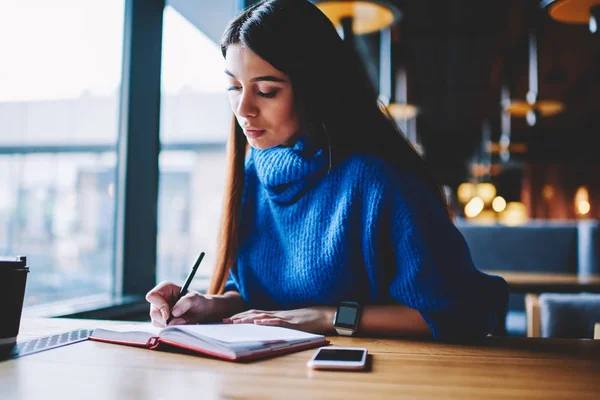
339, 153, 429, 193
341, 153, 450, 226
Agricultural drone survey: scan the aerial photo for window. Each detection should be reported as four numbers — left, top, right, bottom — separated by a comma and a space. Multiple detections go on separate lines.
0, 0, 125, 306
157, 6, 231, 288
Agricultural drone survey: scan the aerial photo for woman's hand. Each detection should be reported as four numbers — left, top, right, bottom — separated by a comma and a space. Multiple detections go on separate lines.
145, 281, 219, 327
223, 307, 336, 335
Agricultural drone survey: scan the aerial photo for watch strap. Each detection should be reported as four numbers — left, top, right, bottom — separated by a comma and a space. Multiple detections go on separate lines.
335, 328, 355, 337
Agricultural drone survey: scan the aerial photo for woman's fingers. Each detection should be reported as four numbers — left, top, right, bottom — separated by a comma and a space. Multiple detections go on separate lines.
146, 281, 180, 302
149, 304, 161, 321
225, 310, 281, 324
254, 318, 288, 327
145, 281, 181, 321
166, 316, 188, 326
171, 292, 201, 318
151, 319, 165, 328
231, 309, 275, 317
228, 312, 275, 324
147, 284, 214, 326
150, 305, 167, 327
150, 303, 173, 325
146, 293, 170, 321
229, 309, 274, 319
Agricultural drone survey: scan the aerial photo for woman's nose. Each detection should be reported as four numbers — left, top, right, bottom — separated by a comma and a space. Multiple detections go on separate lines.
237, 91, 258, 118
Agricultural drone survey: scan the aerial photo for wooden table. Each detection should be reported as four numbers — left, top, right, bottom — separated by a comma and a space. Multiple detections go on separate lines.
484, 270, 600, 293
1, 318, 599, 399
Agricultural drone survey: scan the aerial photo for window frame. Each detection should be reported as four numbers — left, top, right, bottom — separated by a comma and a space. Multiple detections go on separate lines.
16, 0, 241, 319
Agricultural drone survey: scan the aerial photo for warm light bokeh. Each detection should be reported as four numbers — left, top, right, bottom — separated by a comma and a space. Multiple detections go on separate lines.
471, 210, 497, 225
578, 200, 591, 215
464, 197, 484, 218
457, 182, 476, 204
492, 196, 506, 212
476, 183, 496, 204
542, 184, 555, 201
498, 202, 528, 226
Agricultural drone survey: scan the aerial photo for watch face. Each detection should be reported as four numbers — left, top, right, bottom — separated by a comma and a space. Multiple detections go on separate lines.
334, 304, 360, 329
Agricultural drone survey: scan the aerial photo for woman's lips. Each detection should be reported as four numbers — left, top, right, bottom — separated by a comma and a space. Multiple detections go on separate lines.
244, 129, 266, 139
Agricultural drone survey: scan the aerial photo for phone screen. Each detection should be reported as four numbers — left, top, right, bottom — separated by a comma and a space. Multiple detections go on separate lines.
314, 349, 365, 362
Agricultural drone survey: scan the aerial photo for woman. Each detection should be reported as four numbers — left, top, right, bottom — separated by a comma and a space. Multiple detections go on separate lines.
146, 0, 508, 341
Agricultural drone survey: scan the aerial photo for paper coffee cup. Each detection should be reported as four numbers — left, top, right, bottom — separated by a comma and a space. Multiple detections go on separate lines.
0, 256, 29, 345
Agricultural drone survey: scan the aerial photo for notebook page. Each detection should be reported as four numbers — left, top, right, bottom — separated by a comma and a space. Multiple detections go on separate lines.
90, 324, 163, 344
166, 323, 323, 344
96, 324, 162, 335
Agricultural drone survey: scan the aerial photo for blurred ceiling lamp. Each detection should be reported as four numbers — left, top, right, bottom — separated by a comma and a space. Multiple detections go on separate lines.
574, 186, 591, 216
314, 1, 402, 36
387, 68, 419, 120
377, 22, 421, 152
505, 100, 565, 120
470, 163, 503, 177
387, 102, 419, 120
491, 86, 528, 161
542, 0, 600, 34
578, 200, 591, 215
499, 85, 513, 163
574, 185, 589, 202
487, 142, 528, 154
506, 7, 565, 126
542, 184, 555, 201
479, 120, 494, 180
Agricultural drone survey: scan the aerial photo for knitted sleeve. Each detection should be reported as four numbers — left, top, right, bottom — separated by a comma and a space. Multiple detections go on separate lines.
379, 169, 509, 342
223, 274, 239, 293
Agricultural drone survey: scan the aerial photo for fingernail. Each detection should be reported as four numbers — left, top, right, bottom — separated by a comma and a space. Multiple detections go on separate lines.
222, 318, 231, 323
172, 308, 181, 318
233, 319, 241, 324
162, 311, 169, 321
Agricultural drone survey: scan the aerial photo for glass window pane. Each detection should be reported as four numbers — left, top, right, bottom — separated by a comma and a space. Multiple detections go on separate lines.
158, 6, 230, 286
0, 154, 117, 305
0, 0, 125, 306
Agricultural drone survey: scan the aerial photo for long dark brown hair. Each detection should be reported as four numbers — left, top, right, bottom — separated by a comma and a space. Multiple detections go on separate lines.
209, 0, 450, 294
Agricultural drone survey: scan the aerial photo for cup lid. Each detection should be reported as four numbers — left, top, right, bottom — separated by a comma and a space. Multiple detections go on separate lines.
0, 256, 27, 269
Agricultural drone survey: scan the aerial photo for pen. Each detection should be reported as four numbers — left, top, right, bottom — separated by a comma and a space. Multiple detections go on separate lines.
166, 251, 205, 325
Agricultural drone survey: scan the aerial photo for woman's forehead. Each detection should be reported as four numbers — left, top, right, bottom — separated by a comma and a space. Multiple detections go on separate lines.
225, 45, 287, 81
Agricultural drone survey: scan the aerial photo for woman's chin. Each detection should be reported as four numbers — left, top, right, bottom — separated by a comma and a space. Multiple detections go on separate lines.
246, 138, 278, 150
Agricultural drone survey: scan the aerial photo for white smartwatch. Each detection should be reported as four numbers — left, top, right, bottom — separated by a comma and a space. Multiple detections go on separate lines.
333, 301, 362, 336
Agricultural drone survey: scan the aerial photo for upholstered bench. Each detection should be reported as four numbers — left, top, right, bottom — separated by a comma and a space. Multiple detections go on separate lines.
455, 220, 599, 336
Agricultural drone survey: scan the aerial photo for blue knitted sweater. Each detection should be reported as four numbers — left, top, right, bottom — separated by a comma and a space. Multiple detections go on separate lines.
225, 136, 509, 341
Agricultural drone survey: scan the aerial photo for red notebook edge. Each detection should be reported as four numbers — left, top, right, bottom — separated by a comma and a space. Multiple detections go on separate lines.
157, 337, 330, 362
88, 335, 153, 349
88, 333, 330, 362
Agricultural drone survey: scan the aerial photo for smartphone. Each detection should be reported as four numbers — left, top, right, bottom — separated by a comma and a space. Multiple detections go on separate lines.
306, 346, 368, 370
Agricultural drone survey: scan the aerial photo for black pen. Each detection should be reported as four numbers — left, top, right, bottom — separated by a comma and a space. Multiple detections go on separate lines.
166, 251, 205, 325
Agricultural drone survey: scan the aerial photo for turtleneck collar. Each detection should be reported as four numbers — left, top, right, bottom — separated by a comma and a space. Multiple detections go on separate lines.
251, 135, 329, 204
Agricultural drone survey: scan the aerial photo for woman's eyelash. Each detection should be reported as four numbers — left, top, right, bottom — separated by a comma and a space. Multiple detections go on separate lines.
226, 86, 278, 98
258, 90, 277, 98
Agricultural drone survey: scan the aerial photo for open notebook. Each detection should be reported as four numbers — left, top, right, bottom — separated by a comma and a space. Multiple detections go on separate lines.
89, 323, 328, 361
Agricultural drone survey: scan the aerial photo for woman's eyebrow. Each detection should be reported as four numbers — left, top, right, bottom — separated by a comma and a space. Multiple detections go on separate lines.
224, 69, 287, 83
